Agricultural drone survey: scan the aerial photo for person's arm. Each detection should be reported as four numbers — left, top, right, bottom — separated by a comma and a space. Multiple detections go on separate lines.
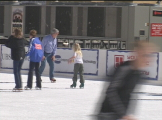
5, 36, 14, 48
106, 66, 130, 118
24, 38, 30, 46
68, 52, 76, 63
26, 38, 34, 56
41, 36, 47, 55
52, 38, 57, 56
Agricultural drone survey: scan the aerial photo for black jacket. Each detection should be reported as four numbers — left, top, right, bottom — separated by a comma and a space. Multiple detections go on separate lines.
100, 61, 141, 118
5, 35, 29, 61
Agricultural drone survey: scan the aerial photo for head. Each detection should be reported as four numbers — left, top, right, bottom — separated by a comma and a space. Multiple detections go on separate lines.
51, 28, 59, 38
72, 43, 82, 57
133, 40, 157, 69
13, 28, 23, 38
29, 30, 37, 38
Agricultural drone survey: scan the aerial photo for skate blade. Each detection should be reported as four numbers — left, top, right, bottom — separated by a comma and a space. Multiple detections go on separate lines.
12, 90, 23, 92
24, 88, 32, 90
70, 86, 76, 89
35, 87, 41, 90
51, 81, 56, 83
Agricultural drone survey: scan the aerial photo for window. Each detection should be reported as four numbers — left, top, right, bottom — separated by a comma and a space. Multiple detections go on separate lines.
56, 7, 72, 35
46, 6, 51, 34
0, 6, 4, 33
25, 6, 41, 34
87, 7, 105, 37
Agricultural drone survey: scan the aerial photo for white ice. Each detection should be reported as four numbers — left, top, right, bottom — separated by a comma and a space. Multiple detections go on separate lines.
0, 72, 162, 120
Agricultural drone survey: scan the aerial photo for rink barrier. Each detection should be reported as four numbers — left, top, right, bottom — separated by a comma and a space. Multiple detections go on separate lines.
0, 45, 99, 76
0, 45, 162, 84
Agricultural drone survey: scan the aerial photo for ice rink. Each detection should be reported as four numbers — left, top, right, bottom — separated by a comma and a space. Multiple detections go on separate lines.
1, 72, 162, 120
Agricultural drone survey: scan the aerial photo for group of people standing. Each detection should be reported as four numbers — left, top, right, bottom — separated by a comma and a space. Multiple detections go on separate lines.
5, 28, 85, 91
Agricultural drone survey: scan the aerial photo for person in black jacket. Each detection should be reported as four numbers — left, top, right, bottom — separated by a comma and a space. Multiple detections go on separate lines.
5, 29, 29, 91
96, 41, 157, 120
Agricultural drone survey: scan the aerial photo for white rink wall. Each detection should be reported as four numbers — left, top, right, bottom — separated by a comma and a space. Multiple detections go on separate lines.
0, 45, 162, 85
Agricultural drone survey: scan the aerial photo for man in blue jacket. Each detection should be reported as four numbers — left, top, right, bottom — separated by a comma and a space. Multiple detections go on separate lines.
39, 28, 59, 82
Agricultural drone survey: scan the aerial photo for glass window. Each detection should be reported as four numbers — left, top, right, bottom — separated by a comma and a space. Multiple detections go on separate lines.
56, 7, 72, 35
25, 6, 41, 34
46, 6, 51, 34
87, 7, 105, 37
0, 6, 4, 33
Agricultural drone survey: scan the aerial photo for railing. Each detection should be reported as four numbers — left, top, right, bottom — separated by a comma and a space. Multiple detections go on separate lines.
0, 36, 126, 50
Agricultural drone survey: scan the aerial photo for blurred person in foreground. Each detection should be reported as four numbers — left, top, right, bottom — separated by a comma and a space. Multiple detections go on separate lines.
39, 28, 59, 82
5, 29, 29, 91
95, 41, 157, 120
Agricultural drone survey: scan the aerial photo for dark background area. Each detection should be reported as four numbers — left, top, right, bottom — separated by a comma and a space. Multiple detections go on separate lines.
0, 6, 4, 33
56, 7, 72, 35
25, 6, 41, 34
87, 7, 105, 37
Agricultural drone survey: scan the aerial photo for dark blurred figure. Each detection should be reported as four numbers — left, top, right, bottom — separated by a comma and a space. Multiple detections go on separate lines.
5, 29, 29, 91
95, 41, 157, 120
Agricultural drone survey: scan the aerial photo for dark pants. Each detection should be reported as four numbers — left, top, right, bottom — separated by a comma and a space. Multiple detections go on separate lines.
13, 59, 24, 88
73, 63, 84, 83
27, 61, 41, 88
39, 52, 54, 79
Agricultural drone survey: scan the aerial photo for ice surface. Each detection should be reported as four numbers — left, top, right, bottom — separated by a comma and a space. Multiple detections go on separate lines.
0, 73, 162, 120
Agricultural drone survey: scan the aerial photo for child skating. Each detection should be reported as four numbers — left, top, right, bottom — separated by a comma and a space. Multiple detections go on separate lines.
24, 30, 43, 90
68, 43, 85, 89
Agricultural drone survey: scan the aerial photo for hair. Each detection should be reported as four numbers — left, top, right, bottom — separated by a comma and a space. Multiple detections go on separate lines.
29, 30, 37, 37
14, 28, 23, 38
72, 43, 82, 57
133, 40, 151, 50
51, 28, 59, 34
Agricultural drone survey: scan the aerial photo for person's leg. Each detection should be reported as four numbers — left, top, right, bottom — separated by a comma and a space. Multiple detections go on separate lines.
71, 63, 80, 87
27, 61, 35, 88
39, 53, 49, 76
13, 60, 19, 88
35, 62, 41, 88
46, 53, 55, 80
18, 59, 24, 88
79, 64, 84, 84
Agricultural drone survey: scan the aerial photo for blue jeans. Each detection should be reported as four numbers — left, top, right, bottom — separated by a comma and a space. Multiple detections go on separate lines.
39, 52, 54, 79
13, 59, 24, 88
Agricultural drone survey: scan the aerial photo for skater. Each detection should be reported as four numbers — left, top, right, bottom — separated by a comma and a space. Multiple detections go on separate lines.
25, 30, 43, 90
5, 29, 29, 91
68, 43, 84, 89
39, 28, 59, 82
96, 41, 157, 120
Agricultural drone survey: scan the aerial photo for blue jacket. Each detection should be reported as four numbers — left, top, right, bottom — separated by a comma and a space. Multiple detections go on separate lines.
26, 37, 43, 62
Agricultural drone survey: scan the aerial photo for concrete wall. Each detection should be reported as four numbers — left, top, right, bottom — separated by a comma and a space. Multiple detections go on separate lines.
3, 6, 12, 36
149, 6, 162, 51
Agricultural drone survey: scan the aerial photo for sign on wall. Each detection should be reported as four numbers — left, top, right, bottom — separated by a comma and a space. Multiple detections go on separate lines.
106, 50, 159, 80
151, 23, 162, 37
54, 48, 99, 75
1, 46, 99, 76
11, 6, 23, 34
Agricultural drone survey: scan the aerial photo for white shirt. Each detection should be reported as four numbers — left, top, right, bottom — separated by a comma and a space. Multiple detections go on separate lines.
74, 52, 83, 64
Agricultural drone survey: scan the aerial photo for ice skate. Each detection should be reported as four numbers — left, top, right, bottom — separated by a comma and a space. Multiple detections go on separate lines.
12, 88, 23, 92
79, 83, 84, 89
70, 82, 76, 88
24, 86, 32, 90
50, 78, 56, 83
35, 86, 41, 90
